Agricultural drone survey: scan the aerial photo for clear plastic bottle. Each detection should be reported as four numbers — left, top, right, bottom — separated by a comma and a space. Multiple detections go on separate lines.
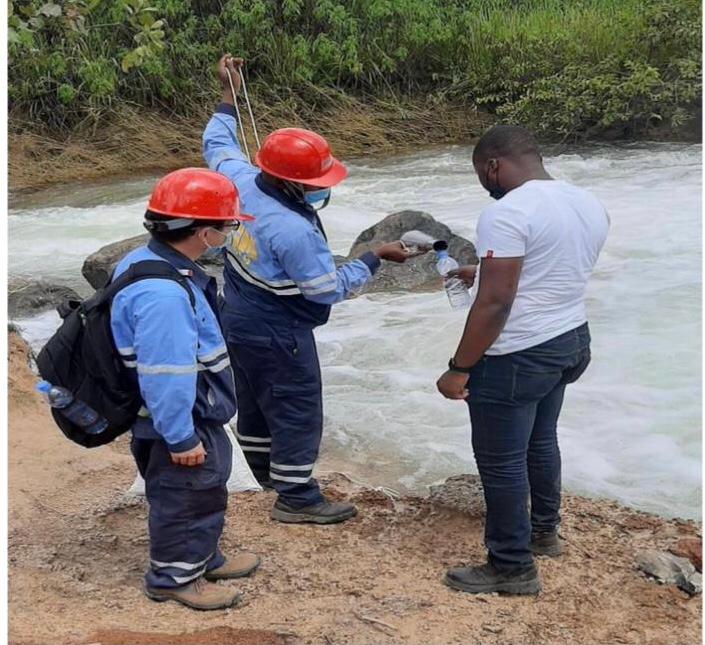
36, 380, 108, 435
435, 247, 472, 310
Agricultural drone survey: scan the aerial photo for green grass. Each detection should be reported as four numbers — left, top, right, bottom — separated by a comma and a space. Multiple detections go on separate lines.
8, 0, 702, 140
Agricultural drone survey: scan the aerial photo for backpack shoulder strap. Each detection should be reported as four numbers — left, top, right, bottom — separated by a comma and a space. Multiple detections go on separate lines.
98, 260, 197, 309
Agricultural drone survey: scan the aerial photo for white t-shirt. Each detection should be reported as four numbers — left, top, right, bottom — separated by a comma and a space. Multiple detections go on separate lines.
474, 179, 609, 355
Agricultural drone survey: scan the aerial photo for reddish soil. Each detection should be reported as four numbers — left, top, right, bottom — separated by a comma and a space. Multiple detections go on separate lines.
8, 333, 702, 645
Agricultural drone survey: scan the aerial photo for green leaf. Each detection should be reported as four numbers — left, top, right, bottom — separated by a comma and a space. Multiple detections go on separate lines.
139, 12, 155, 27
57, 83, 77, 104
121, 49, 141, 72
39, 2, 62, 18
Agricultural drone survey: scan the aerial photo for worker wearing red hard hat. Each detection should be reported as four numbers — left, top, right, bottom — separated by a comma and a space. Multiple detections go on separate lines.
110, 168, 259, 610
203, 55, 409, 525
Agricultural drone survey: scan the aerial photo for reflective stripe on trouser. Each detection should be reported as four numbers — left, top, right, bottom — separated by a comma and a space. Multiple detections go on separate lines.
130, 425, 232, 589
225, 320, 324, 508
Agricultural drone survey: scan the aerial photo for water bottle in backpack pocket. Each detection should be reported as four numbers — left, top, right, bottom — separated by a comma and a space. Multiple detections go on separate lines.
36, 381, 108, 435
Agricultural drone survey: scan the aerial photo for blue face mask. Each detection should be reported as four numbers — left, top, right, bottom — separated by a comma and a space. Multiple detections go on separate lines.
303, 188, 331, 207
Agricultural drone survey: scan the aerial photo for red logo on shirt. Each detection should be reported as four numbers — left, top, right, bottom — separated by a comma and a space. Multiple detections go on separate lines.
485, 250, 494, 258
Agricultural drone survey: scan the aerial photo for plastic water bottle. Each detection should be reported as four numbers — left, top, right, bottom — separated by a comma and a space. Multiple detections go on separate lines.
435, 247, 472, 310
35, 380, 108, 435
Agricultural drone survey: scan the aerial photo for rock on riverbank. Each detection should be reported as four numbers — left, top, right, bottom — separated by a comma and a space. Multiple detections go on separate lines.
8, 278, 80, 318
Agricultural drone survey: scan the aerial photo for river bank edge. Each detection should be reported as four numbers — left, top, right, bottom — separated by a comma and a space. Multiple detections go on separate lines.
7, 328, 703, 644
9, 96, 702, 194
9, 99, 495, 194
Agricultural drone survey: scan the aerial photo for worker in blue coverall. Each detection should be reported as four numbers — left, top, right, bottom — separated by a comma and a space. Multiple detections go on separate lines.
203, 55, 409, 524
111, 168, 260, 610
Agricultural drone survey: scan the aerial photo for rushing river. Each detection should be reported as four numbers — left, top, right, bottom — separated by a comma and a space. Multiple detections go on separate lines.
9, 142, 702, 519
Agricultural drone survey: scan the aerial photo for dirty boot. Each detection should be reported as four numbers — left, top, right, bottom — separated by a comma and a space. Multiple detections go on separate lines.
205, 552, 261, 580
271, 498, 357, 524
144, 577, 241, 610
444, 562, 540, 595
530, 531, 563, 557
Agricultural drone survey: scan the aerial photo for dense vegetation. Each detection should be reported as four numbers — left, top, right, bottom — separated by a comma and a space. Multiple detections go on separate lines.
8, 0, 702, 141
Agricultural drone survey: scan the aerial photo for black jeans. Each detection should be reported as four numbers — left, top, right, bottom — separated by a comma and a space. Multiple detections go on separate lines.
467, 323, 591, 571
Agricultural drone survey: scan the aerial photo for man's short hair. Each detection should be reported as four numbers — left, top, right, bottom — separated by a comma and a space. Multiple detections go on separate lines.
472, 125, 540, 164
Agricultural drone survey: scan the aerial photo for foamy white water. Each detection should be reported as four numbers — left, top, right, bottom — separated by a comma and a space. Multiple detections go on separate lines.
9, 143, 702, 519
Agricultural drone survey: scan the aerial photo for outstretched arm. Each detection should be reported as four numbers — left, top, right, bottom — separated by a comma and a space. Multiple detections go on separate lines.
274, 226, 408, 305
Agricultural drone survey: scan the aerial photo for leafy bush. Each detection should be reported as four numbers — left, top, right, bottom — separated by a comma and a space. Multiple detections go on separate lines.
8, 0, 702, 140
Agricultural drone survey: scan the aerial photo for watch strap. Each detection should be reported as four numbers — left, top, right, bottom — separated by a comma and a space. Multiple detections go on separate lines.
448, 357, 472, 374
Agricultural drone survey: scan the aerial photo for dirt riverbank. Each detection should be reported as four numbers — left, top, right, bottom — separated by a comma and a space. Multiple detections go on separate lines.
9, 99, 492, 194
8, 332, 702, 645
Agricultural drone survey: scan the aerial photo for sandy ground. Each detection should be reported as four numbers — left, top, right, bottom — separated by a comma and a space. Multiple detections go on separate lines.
8, 332, 702, 645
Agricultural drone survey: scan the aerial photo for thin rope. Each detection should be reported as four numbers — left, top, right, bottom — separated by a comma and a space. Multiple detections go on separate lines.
238, 68, 261, 149
226, 67, 250, 162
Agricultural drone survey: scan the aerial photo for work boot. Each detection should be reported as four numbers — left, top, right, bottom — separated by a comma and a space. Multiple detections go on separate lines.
144, 577, 241, 610
270, 498, 358, 524
444, 562, 540, 595
205, 552, 261, 580
530, 530, 563, 557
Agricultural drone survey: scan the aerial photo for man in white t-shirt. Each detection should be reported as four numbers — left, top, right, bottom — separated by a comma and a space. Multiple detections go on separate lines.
436, 125, 609, 595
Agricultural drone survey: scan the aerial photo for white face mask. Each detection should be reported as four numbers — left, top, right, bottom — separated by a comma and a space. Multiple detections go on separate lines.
202, 227, 235, 257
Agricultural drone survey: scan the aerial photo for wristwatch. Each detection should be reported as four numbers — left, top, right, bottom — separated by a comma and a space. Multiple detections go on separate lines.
448, 357, 473, 374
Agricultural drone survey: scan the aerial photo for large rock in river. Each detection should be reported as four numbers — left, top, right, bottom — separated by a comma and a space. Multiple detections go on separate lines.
82, 234, 148, 289
8, 278, 80, 318
82, 234, 224, 290
345, 210, 477, 293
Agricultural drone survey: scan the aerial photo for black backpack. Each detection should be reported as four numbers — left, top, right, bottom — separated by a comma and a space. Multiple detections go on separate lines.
35, 260, 195, 448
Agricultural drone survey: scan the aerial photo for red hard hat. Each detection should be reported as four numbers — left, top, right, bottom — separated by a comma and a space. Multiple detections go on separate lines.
147, 168, 254, 221
255, 128, 348, 187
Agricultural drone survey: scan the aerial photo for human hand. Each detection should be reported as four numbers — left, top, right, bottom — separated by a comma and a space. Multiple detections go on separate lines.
374, 241, 409, 263
217, 54, 244, 101
436, 370, 470, 400
447, 265, 478, 287
170, 441, 207, 466
398, 240, 428, 258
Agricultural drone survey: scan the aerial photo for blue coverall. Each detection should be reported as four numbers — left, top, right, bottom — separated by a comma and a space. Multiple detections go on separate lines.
110, 239, 237, 589
203, 103, 380, 507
